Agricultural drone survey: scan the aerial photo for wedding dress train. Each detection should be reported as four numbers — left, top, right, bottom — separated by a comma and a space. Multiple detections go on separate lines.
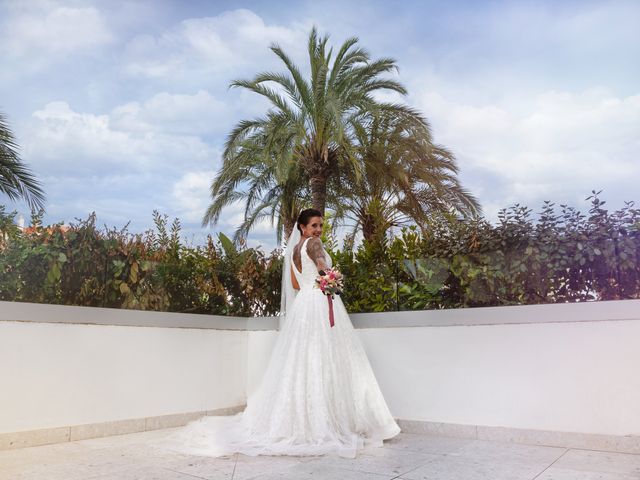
163, 237, 400, 458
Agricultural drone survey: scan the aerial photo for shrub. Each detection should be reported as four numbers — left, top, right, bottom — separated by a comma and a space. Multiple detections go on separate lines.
0, 209, 282, 316
1, 193, 638, 316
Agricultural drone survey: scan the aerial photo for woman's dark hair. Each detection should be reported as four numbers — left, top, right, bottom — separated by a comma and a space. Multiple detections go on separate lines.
296, 208, 323, 233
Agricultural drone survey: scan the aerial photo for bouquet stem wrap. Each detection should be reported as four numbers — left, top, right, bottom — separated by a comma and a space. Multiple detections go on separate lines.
327, 295, 334, 328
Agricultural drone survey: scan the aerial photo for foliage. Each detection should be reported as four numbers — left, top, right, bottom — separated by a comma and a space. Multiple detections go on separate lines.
330, 110, 480, 241
0, 209, 282, 316
334, 233, 397, 312
1, 193, 639, 316
383, 192, 640, 311
0, 205, 21, 250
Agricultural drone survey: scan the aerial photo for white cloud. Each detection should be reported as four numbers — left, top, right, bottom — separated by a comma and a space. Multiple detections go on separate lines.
251, 217, 280, 235
24, 101, 215, 176
415, 88, 640, 217
0, 2, 113, 59
123, 9, 308, 79
111, 90, 231, 136
171, 170, 215, 223
14, 91, 253, 244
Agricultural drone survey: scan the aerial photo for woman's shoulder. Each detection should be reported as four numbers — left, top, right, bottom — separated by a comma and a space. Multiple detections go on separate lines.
305, 236, 324, 254
306, 236, 323, 247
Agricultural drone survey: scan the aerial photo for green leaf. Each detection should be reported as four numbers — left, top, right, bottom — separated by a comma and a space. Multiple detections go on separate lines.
52, 263, 61, 280
129, 261, 139, 283
218, 233, 237, 258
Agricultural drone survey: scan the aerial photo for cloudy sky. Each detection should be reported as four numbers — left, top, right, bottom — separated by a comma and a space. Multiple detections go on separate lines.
1, 0, 638, 251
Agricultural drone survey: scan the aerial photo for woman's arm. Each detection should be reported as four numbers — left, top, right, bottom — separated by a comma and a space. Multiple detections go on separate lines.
306, 237, 329, 272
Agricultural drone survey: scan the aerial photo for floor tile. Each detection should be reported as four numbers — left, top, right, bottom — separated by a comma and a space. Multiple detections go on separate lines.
232, 454, 312, 480
87, 465, 214, 479
245, 462, 392, 480
77, 428, 181, 449
535, 466, 640, 479
152, 453, 238, 480
383, 432, 475, 455
399, 455, 549, 480
553, 449, 640, 477
450, 438, 567, 466
300, 446, 440, 478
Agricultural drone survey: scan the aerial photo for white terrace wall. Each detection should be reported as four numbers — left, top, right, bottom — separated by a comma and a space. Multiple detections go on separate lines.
0, 303, 248, 434
2, 299, 640, 440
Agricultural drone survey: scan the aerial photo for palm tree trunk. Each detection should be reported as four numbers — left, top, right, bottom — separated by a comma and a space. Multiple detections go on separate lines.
362, 215, 376, 241
362, 208, 388, 242
361, 199, 385, 242
310, 174, 327, 216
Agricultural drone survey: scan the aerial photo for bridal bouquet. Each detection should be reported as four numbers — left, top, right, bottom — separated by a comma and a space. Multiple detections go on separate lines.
316, 268, 344, 328
316, 268, 344, 297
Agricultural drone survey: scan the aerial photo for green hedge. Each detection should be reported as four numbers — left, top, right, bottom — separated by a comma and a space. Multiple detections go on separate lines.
0, 210, 282, 316
1, 193, 638, 316
337, 193, 640, 312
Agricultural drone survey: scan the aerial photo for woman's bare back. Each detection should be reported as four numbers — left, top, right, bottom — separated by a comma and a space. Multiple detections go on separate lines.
292, 242, 303, 273
293, 237, 328, 273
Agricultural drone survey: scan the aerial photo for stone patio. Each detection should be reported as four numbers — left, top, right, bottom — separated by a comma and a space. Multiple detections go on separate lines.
1, 428, 639, 480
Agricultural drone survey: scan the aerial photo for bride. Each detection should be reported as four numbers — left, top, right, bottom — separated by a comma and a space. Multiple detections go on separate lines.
166, 208, 400, 458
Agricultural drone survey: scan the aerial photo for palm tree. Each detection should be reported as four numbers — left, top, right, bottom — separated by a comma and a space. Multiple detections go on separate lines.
0, 111, 45, 211
203, 27, 417, 241
330, 110, 480, 242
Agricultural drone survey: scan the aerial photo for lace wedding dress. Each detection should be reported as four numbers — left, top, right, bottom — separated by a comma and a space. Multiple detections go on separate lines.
163, 237, 400, 458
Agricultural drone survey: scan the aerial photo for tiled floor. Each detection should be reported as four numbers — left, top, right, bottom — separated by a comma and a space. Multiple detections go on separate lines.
1, 428, 639, 480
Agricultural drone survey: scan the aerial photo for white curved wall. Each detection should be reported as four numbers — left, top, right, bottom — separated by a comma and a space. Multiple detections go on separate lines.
2, 299, 640, 441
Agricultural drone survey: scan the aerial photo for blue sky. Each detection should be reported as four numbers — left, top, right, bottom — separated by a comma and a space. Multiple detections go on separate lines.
1, 0, 638, 251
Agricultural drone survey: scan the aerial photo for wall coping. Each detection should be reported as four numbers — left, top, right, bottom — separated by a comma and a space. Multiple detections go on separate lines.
0, 300, 272, 330
2, 298, 639, 330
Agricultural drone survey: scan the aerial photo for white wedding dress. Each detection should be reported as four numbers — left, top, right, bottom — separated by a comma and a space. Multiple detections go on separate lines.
163, 237, 400, 458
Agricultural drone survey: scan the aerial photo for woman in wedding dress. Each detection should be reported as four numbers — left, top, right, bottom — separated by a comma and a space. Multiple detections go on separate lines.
166, 209, 400, 458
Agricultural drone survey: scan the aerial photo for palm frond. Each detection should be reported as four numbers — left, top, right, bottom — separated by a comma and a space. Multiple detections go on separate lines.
0, 112, 46, 211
